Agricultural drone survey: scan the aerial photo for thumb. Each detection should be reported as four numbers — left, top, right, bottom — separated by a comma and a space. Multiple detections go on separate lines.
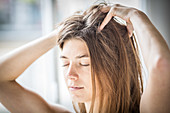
126, 22, 134, 37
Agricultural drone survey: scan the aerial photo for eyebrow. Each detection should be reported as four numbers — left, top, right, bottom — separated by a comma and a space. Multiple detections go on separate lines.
60, 54, 89, 59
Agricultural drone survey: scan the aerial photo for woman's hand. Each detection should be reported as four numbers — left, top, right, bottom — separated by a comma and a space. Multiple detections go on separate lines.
99, 4, 137, 37
99, 3, 170, 71
99, 4, 170, 113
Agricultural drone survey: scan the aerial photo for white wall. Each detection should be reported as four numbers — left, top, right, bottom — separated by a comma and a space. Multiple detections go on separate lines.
141, 0, 170, 47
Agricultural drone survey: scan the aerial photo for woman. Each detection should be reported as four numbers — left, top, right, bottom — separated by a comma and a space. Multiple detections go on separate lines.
0, 3, 169, 113
57, 4, 142, 113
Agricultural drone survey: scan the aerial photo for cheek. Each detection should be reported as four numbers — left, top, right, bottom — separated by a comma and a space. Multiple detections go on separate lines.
81, 67, 92, 86
80, 66, 91, 74
62, 68, 68, 84
62, 67, 68, 76
64, 71, 68, 80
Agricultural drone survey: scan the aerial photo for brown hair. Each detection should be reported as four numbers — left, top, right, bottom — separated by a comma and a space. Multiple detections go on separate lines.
57, 3, 143, 113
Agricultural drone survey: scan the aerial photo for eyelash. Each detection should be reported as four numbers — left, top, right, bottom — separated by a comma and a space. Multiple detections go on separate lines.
62, 64, 69, 67
62, 63, 89, 67
80, 63, 90, 66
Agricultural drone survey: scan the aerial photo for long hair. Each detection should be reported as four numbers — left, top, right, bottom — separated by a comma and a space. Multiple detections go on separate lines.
57, 3, 143, 113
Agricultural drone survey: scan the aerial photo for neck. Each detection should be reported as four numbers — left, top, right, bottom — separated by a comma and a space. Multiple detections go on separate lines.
85, 101, 91, 113
85, 99, 99, 113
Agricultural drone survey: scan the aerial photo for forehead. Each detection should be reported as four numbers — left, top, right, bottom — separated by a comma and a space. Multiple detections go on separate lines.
61, 38, 89, 58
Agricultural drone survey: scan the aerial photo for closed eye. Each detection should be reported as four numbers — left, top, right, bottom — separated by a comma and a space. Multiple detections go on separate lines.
80, 63, 90, 66
62, 64, 69, 67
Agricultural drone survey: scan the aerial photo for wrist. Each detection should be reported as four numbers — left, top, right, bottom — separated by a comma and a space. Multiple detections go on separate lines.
45, 30, 59, 45
130, 9, 151, 30
130, 9, 147, 22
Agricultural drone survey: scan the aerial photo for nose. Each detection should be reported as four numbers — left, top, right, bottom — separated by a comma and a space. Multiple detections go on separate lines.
66, 62, 78, 80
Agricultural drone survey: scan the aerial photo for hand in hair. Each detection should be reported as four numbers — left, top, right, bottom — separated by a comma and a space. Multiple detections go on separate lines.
99, 4, 134, 37
99, 4, 170, 113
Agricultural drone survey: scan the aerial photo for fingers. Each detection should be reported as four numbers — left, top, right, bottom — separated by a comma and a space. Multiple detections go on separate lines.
99, 4, 122, 31
126, 22, 134, 37
100, 6, 111, 13
99, 7, 114, 31
99, 4, 133, 32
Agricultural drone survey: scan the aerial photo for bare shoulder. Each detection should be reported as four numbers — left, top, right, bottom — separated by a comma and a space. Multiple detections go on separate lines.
140, 56, 170, 113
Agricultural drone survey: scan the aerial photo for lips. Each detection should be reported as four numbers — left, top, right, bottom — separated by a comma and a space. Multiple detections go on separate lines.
69, 86, 84, 91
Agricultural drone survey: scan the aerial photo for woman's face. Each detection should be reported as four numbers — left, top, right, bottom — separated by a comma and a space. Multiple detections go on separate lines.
60, 38, 92, 103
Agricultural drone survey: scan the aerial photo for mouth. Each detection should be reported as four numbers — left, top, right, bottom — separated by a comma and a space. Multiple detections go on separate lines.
68, 86, 84, 91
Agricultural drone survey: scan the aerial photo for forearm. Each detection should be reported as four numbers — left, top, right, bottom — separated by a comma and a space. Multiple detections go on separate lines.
130, 10, 170, 71
0, 31, 57, 82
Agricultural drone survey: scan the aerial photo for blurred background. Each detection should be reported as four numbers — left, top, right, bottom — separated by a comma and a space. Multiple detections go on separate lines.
0, 0, 169, 112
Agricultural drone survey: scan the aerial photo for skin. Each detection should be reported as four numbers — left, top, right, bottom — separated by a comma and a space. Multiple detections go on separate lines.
0, 31, 71, 113
61, 39, 92, 103
60, 38, 94, 112
0, 4, 169, 113
100, 4, 170, 113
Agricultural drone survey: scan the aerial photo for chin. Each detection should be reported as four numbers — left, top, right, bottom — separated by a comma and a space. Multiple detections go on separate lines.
71, 96, 91, 103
